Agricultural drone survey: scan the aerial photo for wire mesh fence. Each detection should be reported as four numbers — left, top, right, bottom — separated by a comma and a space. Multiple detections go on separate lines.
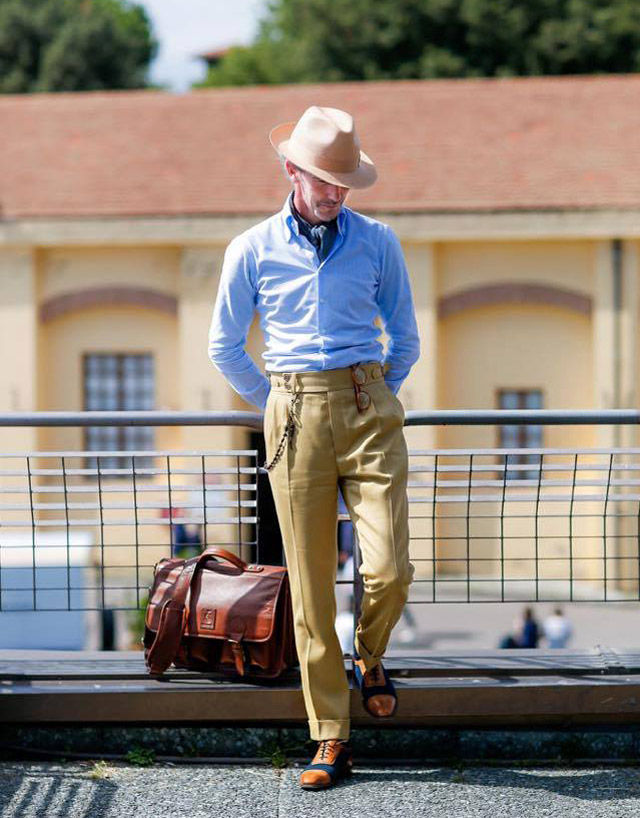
1, 411, 640, 614
0, 449, 259, 612
407, 447, 640, 603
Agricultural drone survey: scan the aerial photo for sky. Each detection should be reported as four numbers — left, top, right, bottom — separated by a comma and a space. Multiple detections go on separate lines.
136, 0, 268, 92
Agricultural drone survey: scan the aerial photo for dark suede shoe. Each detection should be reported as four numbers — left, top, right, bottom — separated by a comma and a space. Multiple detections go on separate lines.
300, 739, 353, 790
353, 656, 398, 717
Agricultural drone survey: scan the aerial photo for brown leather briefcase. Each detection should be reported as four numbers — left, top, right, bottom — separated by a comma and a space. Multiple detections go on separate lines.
143, 547, 298, 679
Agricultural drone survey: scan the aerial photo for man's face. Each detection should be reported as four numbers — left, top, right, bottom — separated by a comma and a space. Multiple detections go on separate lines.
286, 161, 350, 223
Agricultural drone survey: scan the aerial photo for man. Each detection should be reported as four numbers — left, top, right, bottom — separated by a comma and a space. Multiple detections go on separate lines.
208, 105, 420, 789
543, 607, 572, 648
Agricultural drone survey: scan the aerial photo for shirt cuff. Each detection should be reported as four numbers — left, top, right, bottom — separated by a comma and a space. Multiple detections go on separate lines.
250, 377, 270, 411
382, 361, 403, 395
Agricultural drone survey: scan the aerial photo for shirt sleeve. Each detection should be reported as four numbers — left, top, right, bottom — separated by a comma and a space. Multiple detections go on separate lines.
207, 235, 270, 410
376, 224, 421, 394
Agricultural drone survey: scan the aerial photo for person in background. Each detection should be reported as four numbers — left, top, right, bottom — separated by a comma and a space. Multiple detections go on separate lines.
517, 607, 540, 648
542, 607, 572, 648
335, 488, 356, 653
499, 606, 540, 649
171, 521, 203, 560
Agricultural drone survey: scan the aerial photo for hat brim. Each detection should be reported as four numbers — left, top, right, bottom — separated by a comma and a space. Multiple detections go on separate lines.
269, 121, 378, 190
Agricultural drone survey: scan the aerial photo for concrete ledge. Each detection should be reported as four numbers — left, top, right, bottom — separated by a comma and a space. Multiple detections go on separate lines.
4, 675, 640, 728
2, 649, 640, 729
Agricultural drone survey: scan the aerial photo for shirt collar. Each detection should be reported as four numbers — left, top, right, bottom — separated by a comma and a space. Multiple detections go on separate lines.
282, 192, 347, 239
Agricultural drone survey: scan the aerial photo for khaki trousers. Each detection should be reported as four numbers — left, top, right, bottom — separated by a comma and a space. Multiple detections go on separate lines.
264, 362, 415, 740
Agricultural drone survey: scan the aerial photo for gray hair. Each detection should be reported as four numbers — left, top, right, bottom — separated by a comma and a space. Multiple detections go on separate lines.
279, 155, 304, 183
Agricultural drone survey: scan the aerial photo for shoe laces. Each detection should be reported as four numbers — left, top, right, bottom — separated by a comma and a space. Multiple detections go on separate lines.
366, 662, 385, 686
317, 739, 342, 762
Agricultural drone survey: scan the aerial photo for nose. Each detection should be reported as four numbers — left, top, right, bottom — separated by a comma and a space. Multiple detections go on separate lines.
326, 184, 345, 201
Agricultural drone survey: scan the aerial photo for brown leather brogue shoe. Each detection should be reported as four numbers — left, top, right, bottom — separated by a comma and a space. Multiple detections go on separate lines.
300, 739, 353, 790
353, 657, 398, 718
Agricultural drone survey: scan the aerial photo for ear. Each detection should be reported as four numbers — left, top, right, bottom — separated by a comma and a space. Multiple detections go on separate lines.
284, 159, 300, 182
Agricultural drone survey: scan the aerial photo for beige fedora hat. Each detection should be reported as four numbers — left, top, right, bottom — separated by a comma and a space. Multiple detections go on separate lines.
269, 105, 377, 189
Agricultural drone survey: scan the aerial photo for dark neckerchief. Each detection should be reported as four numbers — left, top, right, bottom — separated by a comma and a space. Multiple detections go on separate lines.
290, 193, 338, 262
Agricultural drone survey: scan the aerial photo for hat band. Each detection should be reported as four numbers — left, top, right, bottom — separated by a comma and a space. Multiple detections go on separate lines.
287, 138, 361, 174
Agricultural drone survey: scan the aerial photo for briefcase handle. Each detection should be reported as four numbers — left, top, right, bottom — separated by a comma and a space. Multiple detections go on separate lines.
202, 547, 247, 572
146, 547, 249, 675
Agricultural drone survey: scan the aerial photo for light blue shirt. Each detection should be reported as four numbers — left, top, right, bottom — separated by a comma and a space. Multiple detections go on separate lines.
208, 194, 420, 410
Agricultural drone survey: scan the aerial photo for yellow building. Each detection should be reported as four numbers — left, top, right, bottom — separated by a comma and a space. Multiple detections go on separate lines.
2, 75, 640, 595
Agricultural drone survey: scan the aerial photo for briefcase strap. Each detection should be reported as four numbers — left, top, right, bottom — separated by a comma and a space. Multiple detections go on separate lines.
145, 548, 249, 675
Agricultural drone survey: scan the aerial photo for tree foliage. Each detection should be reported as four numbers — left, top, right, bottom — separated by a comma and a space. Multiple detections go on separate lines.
198, 0, 640, 87
0, 0, 156, 93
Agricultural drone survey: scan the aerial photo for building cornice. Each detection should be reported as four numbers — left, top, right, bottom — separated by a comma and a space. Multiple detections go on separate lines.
1, 209, 640, 248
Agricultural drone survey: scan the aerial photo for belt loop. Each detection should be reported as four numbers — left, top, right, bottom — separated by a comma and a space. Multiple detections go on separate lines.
371, 362, 384, 381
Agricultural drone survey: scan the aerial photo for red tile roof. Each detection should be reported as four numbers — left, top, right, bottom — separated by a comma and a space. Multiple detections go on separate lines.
1, 75, 640, 218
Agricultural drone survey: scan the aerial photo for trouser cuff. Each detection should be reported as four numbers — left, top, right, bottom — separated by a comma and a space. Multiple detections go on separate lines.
308, 719, 350, 741
352, 635, 385, 672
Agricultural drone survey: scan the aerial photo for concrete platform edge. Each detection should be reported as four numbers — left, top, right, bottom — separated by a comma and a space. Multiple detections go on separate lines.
3, 724, 640, 764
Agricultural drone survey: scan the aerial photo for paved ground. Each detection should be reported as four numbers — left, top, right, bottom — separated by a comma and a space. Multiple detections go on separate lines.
2, 761, 640, 818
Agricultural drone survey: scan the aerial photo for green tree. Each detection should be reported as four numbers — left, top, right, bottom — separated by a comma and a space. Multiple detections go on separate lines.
197, 0, 640, 87
0, 0, 157, 93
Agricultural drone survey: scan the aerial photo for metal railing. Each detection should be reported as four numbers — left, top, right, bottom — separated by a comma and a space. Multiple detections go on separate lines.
1, 410, 640, 614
